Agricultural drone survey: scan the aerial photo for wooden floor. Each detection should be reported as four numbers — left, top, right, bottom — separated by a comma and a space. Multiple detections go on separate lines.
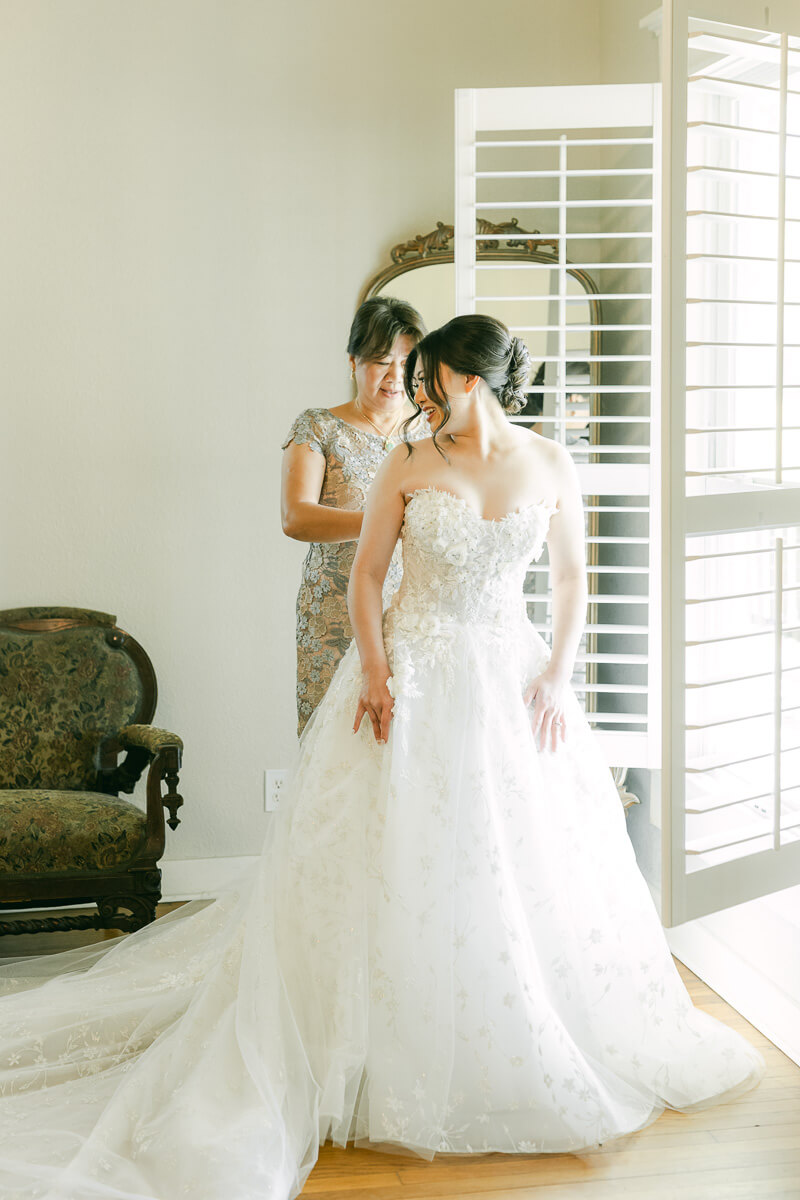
3, 913, 797, 1199
303, 963, 799, 1200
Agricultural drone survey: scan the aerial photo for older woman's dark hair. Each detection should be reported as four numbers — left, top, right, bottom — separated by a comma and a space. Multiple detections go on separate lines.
403, 314, 531, 453
347, 296, 427, 361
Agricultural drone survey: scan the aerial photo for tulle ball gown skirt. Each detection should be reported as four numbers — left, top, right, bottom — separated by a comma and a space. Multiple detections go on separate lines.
0, 490, 764, 1199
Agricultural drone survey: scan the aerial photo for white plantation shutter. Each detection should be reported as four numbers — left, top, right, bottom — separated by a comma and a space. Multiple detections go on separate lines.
662, 7, 800, 924
457, 32, 800, 925
455, 84, 662, 771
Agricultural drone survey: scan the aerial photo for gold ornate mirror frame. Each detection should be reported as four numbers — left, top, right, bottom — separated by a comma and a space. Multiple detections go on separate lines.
358, 219, 602, 329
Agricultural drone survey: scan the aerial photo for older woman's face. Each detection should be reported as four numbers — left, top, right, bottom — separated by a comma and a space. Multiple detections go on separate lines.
351, 334, 416, 407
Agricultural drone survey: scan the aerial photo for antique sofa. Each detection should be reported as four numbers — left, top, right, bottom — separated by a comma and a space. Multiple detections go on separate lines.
0, 607, 184, 936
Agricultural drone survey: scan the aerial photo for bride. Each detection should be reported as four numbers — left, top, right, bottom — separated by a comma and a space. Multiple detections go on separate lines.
0, 315, 764, 1200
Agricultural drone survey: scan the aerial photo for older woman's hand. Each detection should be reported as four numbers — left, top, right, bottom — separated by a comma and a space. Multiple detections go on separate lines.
354, 667, 394, 744
524, 668, 569, 752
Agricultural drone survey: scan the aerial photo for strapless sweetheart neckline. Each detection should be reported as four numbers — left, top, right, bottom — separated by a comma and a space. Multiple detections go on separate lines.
405, 486, 557, 525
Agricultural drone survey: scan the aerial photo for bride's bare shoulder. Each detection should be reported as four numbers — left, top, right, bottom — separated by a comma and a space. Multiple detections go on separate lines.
393, 435, 441, 473
514, 430, 578, 509
516, 427, 573, 471
376, 437, 439, 493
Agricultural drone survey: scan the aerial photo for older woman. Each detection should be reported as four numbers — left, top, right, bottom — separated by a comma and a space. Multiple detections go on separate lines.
281, 296, 428, 735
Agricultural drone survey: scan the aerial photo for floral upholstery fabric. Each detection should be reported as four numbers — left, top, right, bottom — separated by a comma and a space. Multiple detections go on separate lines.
0, 627, 144, 791
119, 725, 183, 754
0, 791, 147, 875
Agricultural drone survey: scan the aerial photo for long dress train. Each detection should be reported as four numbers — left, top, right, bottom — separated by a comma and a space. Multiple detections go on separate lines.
0, 487, 764, 1199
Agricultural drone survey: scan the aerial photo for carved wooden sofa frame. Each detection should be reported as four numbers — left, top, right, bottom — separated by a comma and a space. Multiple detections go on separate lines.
0, 607, 184, 936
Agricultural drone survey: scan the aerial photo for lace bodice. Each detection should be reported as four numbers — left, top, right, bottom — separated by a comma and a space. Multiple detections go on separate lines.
387, 487, 555, 633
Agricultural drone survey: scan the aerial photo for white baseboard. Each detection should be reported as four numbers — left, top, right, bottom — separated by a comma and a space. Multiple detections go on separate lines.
161, 855, 259, 901
667, 919, 800, 1067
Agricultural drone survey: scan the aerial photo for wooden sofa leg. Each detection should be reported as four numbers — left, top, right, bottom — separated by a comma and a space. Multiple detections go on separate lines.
96, 895, 157, 933
97, 871, 161, 933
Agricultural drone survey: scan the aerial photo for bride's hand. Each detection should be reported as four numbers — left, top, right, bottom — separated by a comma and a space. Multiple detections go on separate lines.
354, 667, 394, 744
524, 669, 569, 752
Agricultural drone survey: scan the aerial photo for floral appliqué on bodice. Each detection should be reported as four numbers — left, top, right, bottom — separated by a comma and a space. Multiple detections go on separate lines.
391, 487, 554, 627
382, 487, 556, 707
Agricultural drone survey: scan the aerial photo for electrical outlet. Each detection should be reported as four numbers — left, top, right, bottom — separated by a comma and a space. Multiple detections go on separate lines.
264, 769, 288, 812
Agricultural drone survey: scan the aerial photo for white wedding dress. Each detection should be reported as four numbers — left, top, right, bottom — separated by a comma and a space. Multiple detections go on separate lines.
0, 488, 765, 1200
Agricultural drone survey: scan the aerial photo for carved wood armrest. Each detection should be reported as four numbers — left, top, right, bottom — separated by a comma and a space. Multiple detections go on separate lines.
98, 725, 185, 836
118, 725, 184, 755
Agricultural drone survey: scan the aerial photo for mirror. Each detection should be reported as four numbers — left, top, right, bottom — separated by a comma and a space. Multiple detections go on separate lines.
359, 220, 601, 455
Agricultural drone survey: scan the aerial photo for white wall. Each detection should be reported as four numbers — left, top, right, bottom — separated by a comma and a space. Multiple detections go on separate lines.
5, 0, 661, 865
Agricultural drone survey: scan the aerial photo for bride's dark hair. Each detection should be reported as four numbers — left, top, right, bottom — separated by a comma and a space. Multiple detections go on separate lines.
402, 314, 530, 454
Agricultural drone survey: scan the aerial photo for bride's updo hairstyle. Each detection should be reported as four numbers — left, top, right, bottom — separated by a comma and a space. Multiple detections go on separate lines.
403, 314, 530, 454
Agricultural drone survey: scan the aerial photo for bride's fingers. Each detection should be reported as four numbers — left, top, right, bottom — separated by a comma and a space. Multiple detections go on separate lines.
539, 711, 553, 752
379, 702, 393, 745
528, 689, 567, 752
531, 701, 546, 744
368, 706, 382, 742
533, 705, 547, 744
547, 711, 567, 752
353, 702, 365, 734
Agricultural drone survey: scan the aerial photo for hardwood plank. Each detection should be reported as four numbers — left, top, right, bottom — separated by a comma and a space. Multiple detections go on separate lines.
303, 1143, 800, 1199
707, 1121, 800, 1144
668, 1104, 800, 1133
344, 1162, 800, 1200
302, 1173, 402, 1194
304, 1159, 800, 1200
392, 1144, 800, 1190
302, 961, 799, 1199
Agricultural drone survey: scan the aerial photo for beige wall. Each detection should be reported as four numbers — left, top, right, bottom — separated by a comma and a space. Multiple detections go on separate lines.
1, 0, 662, 864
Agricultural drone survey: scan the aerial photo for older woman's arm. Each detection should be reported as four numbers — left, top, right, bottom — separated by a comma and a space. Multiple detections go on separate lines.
347, 447, 407, 743
281, 441, 364, 543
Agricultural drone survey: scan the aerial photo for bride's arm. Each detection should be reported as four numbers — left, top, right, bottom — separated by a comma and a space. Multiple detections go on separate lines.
545, 446, 588, 683
347, 448, 407, 743
525, 444, 588, 750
